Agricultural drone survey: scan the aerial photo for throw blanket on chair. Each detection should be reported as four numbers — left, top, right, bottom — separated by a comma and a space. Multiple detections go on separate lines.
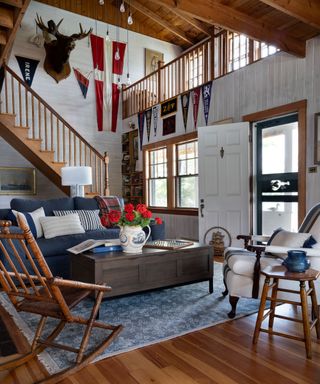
94, 196, 123, 227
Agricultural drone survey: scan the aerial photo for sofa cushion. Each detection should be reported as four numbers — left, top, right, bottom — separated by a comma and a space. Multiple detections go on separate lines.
11, 198, 75, 216
36, 228, 120, 257
53, 210, 104, 231
40, 214, 85, 239
10, 207, 45, 238
74, 197, 99, 210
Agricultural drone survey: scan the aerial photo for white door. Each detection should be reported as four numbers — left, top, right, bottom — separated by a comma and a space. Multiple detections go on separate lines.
198, 122, 250, 246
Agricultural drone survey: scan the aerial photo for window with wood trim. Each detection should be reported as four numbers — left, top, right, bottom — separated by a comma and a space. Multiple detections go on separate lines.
188, 51, 203, 89
228, 32, 250, 71
176, 141, 198, 208
144, 133, 198, 213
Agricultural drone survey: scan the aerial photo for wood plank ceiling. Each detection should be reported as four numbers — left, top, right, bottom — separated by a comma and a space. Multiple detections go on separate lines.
31, 0, 320, 57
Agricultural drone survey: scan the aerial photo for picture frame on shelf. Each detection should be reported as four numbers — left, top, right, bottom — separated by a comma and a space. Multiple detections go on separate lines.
0, 167, 36, 195
314, 112, 320, 164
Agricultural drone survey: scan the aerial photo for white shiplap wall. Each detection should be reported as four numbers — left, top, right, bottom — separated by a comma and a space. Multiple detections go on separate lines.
124, 37, 320, 240
2, 0, 181, 202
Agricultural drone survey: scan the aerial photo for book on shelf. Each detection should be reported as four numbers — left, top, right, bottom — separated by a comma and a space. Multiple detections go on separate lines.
67, 239, 121, 254
89, 245, 123, 253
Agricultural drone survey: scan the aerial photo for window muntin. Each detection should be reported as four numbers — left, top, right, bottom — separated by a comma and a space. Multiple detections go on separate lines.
148, 148, 167, 207
176, 141, 198, 208
188, 52, 203, 89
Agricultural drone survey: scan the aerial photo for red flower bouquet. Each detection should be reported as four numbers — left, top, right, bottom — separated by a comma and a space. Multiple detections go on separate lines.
108, 203, 158, 228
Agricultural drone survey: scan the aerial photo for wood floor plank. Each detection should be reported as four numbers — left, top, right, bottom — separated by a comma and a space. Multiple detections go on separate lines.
1, 302, 319, 384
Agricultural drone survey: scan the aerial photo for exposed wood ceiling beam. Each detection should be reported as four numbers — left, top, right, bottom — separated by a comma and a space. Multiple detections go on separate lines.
0, 0, 23, 7
147, 0, 211, 36
259, 0, 320, 30
126, 0, 195, 46
0, 7, 14, 29
158, 0, 305, 57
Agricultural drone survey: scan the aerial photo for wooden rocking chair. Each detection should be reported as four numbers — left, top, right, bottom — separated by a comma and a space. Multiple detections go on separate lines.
0, 214, 123, 383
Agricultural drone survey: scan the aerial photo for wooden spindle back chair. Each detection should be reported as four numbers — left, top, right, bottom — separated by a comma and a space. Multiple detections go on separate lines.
0, 214, 123, 384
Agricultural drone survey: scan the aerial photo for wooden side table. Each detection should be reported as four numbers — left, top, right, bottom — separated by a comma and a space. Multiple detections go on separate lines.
253, 265, 320, 359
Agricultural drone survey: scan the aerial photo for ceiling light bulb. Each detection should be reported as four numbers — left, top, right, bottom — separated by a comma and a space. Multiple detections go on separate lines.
105, 30, 110, 41
99, 0, 104, 5
115, 48, 120, 61
117, 77, 122, 90
120, 1, 125, 12
126, 73, 131, 85
127, 12, 133, 25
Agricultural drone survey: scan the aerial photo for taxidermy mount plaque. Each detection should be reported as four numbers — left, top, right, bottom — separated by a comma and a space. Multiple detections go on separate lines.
36, 14, 92, 83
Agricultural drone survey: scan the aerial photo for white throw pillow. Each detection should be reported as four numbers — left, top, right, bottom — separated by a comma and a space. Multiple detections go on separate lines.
53, 210, 104, 231
269, 229, 311, 248
12, 207, 45, 238
40, 214, 85, 239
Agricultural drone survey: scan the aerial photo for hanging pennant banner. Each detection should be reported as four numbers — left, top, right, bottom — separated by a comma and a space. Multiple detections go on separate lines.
152, 105, 159, 136
145, 108, 152, 142
15, 56, 39, 87
192, 87, 201, 130
202, 81, 212, 125
138, 112, 145, 150
181, 91, 190, 131
90, 34, 105, 131
73, 68, 91, 99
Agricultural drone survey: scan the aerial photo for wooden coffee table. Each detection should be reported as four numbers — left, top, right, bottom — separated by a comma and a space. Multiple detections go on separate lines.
70, 242, 213, 298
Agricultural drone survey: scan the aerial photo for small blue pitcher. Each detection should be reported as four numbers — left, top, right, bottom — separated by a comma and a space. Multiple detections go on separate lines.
282, 250, 310, 273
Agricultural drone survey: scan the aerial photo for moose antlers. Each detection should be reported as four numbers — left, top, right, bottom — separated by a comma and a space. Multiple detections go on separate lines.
35, 14, 92, 41
35, 14, 92, 83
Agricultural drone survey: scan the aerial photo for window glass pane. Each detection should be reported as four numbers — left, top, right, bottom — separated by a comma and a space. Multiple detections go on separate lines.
178, 176, 198, 208
178, 160, 187, 175
149, 179, 167, 207
262, 202, 298, 234
150, 165, 156, 178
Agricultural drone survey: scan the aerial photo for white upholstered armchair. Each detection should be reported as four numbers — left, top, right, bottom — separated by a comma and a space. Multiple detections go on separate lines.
223, 202, 320, 318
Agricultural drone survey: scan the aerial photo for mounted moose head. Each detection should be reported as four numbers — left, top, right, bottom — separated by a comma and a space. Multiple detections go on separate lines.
36, 15, 92, 83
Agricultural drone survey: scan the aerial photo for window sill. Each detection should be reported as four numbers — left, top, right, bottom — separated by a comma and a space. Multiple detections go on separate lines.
149, 207, 198, 216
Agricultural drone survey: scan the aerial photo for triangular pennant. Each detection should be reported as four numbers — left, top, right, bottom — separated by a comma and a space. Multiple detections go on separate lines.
73, 68, 91, 99
145, 108, 152, 142
202, 81, 212, 125
138, 112, 145, 150
152, 105, 159, 136
181, 92, 190, 131
192, 87, 201, 130
15, 56, 39, 87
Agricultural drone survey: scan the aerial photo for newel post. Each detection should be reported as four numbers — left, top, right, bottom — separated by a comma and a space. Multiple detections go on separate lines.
104, 151, 110, 196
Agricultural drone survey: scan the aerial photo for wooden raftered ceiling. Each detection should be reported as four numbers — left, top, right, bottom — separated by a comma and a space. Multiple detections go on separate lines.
36, 0, 320, 57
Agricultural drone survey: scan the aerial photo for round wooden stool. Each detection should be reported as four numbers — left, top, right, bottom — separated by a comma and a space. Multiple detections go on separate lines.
253, 265, 320, 359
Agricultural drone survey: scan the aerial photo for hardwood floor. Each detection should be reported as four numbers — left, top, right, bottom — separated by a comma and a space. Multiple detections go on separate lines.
0, 304, 319, 384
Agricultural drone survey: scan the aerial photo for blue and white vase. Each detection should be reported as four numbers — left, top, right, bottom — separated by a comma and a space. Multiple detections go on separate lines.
282, 250, 310, 273
119, 225, 151, 253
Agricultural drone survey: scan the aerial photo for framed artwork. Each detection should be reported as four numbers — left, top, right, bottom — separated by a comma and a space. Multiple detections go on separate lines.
315, 112, 320, 164
163, 115, 176, 136
0, 167, 36, 195
161, 97, 177, 117
145, 48, 164, 75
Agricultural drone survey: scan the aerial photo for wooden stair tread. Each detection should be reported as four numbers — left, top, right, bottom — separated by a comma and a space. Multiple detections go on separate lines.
0, 6, 14, 29
0, 0, 23, 7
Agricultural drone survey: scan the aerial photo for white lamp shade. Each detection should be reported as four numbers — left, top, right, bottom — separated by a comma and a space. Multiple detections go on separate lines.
61, 166, 92, 186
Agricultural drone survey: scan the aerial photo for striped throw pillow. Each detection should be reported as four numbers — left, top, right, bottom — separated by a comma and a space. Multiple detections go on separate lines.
40, 214, 85, 239
53, 210, 104, 231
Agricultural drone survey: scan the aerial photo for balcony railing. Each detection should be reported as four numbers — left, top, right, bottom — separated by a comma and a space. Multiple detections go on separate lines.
122, 30, 278, 119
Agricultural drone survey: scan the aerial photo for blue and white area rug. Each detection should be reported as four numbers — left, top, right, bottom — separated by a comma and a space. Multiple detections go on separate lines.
0, 262, 261, 373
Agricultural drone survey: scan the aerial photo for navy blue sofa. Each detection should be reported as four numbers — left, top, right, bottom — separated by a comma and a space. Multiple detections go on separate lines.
0, 197, 120, 279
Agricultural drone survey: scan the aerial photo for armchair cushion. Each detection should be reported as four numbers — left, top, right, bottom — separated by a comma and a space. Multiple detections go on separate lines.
267, 229, 311, 248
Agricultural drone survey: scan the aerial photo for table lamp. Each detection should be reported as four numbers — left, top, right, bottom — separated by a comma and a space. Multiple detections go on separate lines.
61, 166, 92, 197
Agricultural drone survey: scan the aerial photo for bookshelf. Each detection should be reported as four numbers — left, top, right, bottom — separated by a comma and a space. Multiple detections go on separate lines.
122, 130, 143, 205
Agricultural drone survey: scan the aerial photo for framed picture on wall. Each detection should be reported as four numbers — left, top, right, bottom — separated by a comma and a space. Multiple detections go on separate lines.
315, 112, 320, 164
0, 167, 36, 195
145, 48, 164, 75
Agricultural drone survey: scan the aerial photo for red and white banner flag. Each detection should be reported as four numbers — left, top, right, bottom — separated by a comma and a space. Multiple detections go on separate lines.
193, 87, 201, 130
90, 34, 126, 132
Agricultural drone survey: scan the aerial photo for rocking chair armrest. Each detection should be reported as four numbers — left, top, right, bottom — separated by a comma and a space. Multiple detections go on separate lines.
247, 245, 266, 255
52, 278, 112, 292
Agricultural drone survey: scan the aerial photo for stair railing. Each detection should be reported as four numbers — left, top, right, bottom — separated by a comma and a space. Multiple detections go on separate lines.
0, 65, 109, 196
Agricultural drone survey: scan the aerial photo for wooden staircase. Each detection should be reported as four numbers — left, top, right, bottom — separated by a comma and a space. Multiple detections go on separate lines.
0, 65, 109, 195
0, 0, 31, 67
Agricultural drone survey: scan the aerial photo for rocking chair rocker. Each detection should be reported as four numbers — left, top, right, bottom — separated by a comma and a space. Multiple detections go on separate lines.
0, 214, 123, 383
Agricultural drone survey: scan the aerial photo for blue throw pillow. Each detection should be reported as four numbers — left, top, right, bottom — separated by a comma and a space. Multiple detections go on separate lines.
303, 235, 317, 248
